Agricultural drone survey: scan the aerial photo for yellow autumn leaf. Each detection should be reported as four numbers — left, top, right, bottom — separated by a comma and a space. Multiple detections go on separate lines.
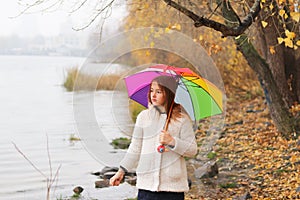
144, 2, 149, 9
261, 21, 268, 28
277, 37, 284, 44
279, 9, 285, 17
175, 24, 181, 30
144, 35, 149, 41
290, 154, 297, 163
278, 0, 284, 4
145, 50, 151, 56
290, 12, 300, 22
296, 40, 300, 46
285, 30, 296, 39
284, 13, 288, 19
199, 35, 203, 41
150, 41, 155, 48
165, 27, 171, 33
284, 38, 294, 48
269, 46, 276, 54
269, 4, 274, 11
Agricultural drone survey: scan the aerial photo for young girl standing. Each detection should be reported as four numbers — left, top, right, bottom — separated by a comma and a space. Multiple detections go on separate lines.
110, 75, 197, 200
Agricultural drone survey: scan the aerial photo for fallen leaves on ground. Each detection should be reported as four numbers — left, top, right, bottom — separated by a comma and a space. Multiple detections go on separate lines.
186, 96, 300, 200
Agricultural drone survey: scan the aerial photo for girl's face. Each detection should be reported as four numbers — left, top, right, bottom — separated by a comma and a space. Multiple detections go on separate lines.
150, 81, 166, 106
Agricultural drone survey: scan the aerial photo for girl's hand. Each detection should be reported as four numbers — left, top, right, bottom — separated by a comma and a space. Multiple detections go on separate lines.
159, 130, 175, 146
109, 169, 125, 186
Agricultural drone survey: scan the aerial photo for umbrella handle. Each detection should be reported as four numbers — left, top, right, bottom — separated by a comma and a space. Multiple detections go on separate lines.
157, 145, 165, 153
157, 144, 169, 153
163, 100, 175, 131
157, 101, 175, 153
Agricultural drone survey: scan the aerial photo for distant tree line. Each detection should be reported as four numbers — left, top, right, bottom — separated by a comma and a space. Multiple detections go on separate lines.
0, 35, 88, 57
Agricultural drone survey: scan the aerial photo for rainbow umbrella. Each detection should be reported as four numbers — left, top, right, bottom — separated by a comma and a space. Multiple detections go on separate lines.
124, 64, 223, 121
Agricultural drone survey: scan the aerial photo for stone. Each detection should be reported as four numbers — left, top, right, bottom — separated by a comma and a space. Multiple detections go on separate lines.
194, 161, 219, 179
95, 179, 110, 188
125, 176, 137, 186
233, 192, 252, 200
73, 186, 84, 194
101, 166, 119, 174
103, 171, 117, 179
91, 166, 119, 177
188, 178, 192, 189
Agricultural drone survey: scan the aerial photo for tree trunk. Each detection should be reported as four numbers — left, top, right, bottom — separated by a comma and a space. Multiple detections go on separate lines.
296, 52, 300, 101
253, 1, 299, 106
235, 35, 296, 136
284, 48, 299, 103
254, 22, 294, 106
284, 48, 300, 103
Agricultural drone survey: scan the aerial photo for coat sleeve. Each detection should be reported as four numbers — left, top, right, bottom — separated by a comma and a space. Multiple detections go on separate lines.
119, 111, 144, 171
170, 116, 198, 157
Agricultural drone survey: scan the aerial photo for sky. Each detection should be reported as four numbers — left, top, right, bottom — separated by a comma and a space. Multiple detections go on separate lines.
0, 1, 127, 37
0, 1, 70, 37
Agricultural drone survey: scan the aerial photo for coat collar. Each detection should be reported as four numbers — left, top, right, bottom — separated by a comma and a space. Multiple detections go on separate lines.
148, 104, 166, 114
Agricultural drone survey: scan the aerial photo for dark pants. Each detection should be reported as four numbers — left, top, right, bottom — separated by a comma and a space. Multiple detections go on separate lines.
137, 189, 184, 200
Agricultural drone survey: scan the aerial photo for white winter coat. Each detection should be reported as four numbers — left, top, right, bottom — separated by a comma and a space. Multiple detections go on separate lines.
120, 105, 197, 192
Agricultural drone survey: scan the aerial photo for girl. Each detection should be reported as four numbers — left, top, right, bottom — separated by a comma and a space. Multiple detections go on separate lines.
110, 75, 197, 200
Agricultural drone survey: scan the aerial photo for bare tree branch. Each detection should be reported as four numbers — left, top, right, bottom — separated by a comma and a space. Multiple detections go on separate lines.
70, 0, 89, 13
207, 1, 222, 19
222, 0, 243, 25
12, 141, 47, 178
46, 133, 52, 183
13, 134, 62, 200
16, 0, 63, 15
162, 0, 261, 37
49, 164, 62, 188
73, 0, 115, 31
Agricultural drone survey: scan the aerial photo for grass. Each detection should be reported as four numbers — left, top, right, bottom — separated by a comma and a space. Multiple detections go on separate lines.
219, 182, 238, 189
69, 134, 81, 141
110, 137, 131, 149
129, 100, 145, 122
207, 151, 217, 159
63, 67, 124, 91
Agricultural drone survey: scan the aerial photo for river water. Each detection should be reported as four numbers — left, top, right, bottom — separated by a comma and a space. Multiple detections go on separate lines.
0, 55, 137, 200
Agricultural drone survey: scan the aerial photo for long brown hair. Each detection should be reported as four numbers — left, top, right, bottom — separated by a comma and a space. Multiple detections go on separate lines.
148, 75, 185, 121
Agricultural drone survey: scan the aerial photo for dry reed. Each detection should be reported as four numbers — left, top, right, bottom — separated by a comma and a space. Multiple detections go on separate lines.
63, 67, 125, 91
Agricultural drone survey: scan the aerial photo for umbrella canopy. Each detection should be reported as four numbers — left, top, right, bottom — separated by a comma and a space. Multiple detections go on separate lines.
124, 64, 223, 121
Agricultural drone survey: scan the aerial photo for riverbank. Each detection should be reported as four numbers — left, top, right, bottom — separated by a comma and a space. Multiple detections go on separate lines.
185, 96, 300, 199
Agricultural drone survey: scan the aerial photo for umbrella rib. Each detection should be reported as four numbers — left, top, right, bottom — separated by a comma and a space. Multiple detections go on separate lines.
129, 84, 150, 107
178, 78, 197, 121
